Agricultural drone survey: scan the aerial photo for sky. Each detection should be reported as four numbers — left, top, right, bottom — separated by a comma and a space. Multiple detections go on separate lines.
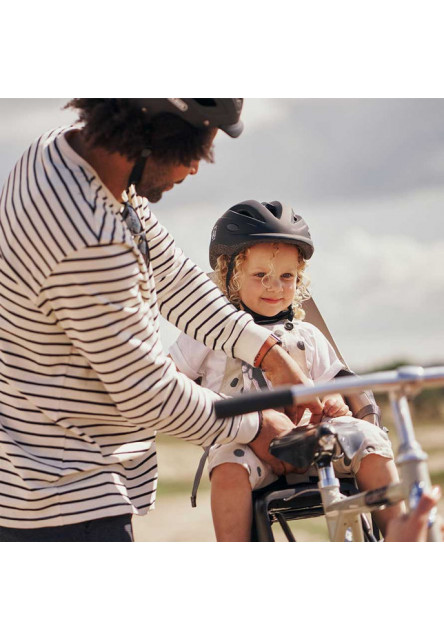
1, 98, 443, 372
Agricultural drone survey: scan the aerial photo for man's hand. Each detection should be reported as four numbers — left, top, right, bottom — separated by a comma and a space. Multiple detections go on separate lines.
385, 487, 443, 542
321, 393, 352, 418
260, 345, 323, 424
249, 408, 298, 476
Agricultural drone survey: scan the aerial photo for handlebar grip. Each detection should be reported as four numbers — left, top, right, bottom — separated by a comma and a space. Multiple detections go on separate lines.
214, 387, 294, 418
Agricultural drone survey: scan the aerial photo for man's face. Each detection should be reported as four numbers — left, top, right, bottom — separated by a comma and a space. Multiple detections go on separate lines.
138, 129, 218, 203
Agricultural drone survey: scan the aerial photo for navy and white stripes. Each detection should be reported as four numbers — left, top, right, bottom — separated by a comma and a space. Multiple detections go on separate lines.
0, 127, 268, 528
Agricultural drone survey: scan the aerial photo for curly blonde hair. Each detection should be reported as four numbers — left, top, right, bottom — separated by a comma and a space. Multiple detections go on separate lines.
214, 243, 311, 320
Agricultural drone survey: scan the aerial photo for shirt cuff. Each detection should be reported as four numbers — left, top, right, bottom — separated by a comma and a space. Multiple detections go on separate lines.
235, 411, 261, 444
168, 343, 198, 380
233, 320, 273, 367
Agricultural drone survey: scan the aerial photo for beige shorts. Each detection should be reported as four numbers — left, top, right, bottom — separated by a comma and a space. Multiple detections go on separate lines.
207, 416, 394, 491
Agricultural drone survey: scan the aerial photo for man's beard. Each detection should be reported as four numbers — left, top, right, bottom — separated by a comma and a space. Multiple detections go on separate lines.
144, 186, 164, 203
136, 169, 170, 203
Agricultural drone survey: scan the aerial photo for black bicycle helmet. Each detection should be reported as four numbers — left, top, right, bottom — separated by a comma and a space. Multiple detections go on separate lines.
130, 98, 244, 138
127, 98, 244, 187
209, 199, 314, 270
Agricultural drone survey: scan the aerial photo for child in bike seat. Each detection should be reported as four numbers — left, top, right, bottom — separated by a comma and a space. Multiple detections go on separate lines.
169, 200, 402, 541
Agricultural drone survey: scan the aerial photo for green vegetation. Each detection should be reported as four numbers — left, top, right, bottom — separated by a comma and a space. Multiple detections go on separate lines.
430, 469, 444, 487
362, 359, 444, 427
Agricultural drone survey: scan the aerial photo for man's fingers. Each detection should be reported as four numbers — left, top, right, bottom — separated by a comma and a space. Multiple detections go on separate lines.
414, 488, 441, 518
310, 412, 323, 425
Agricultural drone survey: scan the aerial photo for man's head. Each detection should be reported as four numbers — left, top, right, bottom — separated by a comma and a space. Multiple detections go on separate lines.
65, 99, 243, 202
136, 127, 218, 202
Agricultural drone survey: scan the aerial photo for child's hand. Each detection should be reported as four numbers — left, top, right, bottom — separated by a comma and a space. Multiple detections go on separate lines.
321, 393, 352, 418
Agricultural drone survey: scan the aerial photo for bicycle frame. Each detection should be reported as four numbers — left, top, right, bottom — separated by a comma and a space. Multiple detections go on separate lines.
315, 452, 408, 542
215, 365, 444, 542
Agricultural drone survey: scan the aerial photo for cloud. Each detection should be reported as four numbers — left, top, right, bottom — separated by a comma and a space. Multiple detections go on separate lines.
308, 228, 444, 369
164, 99, 444, 211
311, 228, 444, 308
0, 99, 73, 185
241, 99, 296, 134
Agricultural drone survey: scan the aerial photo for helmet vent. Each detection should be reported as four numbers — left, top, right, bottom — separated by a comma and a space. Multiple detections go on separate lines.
263, 201, 282, 220
195, 99, 217, 107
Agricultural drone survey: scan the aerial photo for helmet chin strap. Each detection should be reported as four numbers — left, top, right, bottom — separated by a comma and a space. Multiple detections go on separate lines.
127, 148, 152, 190
240, 301, 294, 325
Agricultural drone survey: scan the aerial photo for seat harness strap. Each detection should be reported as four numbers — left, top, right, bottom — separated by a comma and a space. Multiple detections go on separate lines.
190, 447, 211, 508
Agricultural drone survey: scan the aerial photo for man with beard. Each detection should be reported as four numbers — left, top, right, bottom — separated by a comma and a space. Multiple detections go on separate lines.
0, 99, 321, 541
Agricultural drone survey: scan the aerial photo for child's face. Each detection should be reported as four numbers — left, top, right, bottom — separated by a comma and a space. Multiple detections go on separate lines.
237, 243, 300, 317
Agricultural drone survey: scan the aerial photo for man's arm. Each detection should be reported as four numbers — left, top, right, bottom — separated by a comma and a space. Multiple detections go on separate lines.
148, 215, 272, 363
39, 243, 263, 449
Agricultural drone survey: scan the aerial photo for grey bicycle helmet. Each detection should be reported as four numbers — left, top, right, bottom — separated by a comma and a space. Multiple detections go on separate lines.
209, 199, 314, 270
130, 98, 244, 138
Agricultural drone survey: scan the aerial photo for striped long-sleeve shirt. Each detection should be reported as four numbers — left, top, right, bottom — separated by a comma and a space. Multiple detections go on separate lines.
0, 126, 271, 528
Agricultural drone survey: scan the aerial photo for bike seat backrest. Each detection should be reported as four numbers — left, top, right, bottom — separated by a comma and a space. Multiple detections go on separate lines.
303, 298, 381, 426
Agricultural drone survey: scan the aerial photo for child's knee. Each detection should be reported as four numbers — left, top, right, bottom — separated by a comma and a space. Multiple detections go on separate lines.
357, 451, 397, 473
211, 462, 250, 489
355, 452, 399, 488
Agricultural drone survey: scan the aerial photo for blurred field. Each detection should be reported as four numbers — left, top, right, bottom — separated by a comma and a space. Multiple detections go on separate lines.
133, 420, 444, 542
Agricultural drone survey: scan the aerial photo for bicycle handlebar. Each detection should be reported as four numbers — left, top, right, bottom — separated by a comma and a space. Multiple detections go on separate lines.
214, 365, 444, 418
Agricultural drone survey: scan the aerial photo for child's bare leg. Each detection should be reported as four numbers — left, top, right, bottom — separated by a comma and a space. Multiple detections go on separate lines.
210, 463, 252, 542
355, 454, 404, 538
